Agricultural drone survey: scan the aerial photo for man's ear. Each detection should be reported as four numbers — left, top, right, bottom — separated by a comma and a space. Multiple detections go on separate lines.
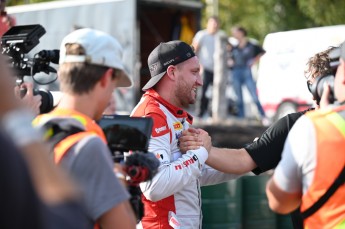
166, 65, 177, 81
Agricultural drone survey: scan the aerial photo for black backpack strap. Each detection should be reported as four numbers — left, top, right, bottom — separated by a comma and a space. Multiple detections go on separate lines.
301, 165, 345, 219
43, 123, 84, 159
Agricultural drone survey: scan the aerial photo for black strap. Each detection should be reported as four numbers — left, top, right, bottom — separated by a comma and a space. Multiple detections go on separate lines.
301, 165, 345, 219
44, 123, 84, 159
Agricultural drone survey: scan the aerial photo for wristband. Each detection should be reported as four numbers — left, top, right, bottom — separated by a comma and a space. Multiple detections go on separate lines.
1, 109, 43, 147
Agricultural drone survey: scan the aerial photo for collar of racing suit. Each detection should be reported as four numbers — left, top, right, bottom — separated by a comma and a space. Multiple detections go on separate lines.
144, 89, 194, 124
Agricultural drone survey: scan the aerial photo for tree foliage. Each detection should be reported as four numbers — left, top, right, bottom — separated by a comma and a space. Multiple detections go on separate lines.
7, 0, 51, 6
202, 0, 343, 43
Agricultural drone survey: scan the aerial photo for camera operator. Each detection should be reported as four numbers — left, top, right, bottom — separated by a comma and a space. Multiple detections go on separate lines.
266, 42, 345, 228
33, 28, 136, 229
179, 46, 338, 228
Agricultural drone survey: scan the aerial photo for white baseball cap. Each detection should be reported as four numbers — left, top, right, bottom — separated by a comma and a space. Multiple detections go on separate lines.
59, 28, 132, 87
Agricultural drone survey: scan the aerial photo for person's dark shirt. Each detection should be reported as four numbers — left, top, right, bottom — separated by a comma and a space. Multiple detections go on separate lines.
0, 130, 43, 229
231, 41, 265, 68
244, 108, 314, 175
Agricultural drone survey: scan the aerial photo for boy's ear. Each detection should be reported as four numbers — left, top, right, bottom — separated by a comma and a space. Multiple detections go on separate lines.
99, 68, 113, 87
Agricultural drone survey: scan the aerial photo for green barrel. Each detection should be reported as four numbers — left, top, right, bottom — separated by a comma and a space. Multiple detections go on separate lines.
276, 214, 294, 229
201, 179, 242, 229
242, 175, 276, 229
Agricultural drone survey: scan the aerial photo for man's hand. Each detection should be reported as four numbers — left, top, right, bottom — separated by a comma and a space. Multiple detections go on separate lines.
14, 82, 42, 115
178, 128, 212, 153
319, 82, 331, 109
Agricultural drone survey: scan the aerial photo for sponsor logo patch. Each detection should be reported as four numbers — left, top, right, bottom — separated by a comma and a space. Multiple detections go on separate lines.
174, 155, 198, 170
173, 122, 182, 130
155, 125, 167, 134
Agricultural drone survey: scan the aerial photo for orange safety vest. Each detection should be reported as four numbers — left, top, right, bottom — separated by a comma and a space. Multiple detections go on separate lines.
34, 108, 107, 229
302, 106, 345, 229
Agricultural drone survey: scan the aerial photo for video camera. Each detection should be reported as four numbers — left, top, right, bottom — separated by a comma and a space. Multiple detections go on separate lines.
1, 24, 58, 114
98, 115, 160, 221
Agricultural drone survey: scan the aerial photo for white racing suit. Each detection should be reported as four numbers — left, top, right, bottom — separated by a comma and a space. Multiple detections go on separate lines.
131, 89, 241, 229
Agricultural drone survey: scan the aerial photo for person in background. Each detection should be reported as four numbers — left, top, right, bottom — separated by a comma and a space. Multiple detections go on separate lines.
131, 40, 241, 229
265, 42, 345, 228
178, 46, 337, 229
0, 0, 15, 37
192, 16, 220, 118
33, 28, 136, 229
230, 25, 266, 121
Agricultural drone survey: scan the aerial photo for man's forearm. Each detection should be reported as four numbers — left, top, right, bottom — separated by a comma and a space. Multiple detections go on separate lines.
206, 147, 257, 174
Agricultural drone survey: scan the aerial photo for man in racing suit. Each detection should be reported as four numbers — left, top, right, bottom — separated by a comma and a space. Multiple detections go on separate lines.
131, 41, 240, 229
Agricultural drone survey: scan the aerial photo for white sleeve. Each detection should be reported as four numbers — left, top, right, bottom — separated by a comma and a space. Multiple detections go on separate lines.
139, 132, 208, 202
200, 164, 243, 186
192, 30, 204, 45
273, 115, 317, 194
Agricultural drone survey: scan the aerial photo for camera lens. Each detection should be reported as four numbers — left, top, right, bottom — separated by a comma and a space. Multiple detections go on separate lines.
33, 88, 54, 114
310, 74, 335, 104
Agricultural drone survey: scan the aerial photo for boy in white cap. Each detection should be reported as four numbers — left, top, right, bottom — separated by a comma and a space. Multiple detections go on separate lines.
33, 28, 135, 229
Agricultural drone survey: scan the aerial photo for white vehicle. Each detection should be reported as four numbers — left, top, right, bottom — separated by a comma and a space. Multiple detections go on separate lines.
6, 0, 202, 113
257, 25, 345, 121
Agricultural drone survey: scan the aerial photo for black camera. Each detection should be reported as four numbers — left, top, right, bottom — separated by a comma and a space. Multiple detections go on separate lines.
98, 115, 160, 222
1, 24, 59, 114
309, 74, 335, 105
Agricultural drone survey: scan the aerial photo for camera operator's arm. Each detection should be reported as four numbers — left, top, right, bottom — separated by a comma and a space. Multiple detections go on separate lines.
14, 82, 42, 116
69, 137, 135, 229
319, 82, 331, 109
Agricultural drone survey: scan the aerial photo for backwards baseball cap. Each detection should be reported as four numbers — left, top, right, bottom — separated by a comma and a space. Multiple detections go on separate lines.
59, 28, 132, 87
142, 40, 196, 91
328, 41, 345, 68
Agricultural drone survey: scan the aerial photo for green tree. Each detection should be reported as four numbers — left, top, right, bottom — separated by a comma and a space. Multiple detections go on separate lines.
298, 0, 345, 25
203, 0, 318, 43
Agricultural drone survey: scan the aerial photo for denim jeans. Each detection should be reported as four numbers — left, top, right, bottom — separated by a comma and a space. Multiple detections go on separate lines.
231, 67, 265, 118
198, 69, 213, 117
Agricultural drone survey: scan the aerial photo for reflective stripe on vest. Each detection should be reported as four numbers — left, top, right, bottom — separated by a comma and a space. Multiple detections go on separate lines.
302, 108, 345, 229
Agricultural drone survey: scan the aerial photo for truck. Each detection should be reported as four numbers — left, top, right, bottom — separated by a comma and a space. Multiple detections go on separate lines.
256, 25, 345, 121
7, 0, 202, 113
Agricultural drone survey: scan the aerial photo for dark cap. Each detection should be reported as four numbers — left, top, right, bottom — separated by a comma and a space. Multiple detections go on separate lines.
329, 42, 345, 68
142, 40, 195, 91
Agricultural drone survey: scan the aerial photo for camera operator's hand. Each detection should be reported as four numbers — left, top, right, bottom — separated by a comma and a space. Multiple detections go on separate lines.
0, 60, 22, 116
178, 128, 212, 153
14, 82, 42, 116
113, 163, 127, 187
319, 82, 331, 109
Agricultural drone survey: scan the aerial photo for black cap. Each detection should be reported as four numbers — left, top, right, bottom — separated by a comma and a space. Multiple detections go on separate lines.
142, 40, 195, 91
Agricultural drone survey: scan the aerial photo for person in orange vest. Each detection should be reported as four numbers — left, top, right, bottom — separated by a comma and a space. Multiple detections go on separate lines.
33, 28, 136, 229
266, 42, 345, 228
